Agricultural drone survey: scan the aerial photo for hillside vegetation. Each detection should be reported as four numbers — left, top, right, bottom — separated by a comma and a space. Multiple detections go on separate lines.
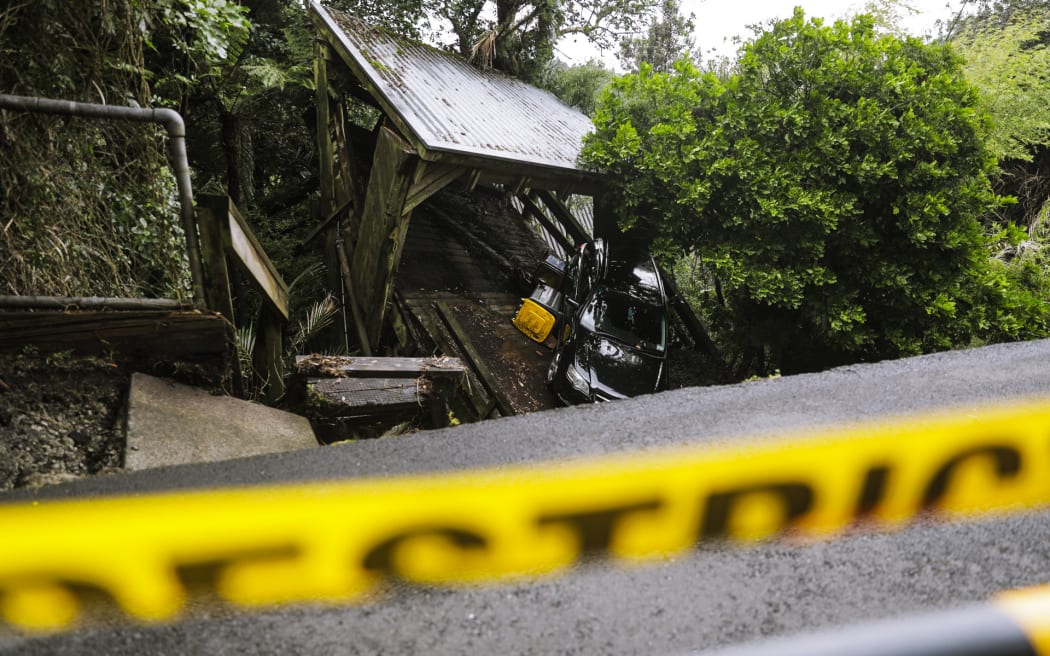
3, 0, 1050, 381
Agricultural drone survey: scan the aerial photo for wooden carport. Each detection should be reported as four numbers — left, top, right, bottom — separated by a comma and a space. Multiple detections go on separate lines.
306, 3, 610, 355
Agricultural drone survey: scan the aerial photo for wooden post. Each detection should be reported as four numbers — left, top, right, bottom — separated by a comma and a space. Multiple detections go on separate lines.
220, 196, 291, 401
196, 194, 235, 322
315, 41, 336, 234
315, 39, 346, 345
350, 125, 419, 348
255, 303, 285, 403
335, 237, 372, 356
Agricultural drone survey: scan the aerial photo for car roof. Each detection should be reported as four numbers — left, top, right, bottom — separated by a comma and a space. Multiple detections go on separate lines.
603, 250, 664, 305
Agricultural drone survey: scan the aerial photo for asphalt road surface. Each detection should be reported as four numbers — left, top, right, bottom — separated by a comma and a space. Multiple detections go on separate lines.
5, 339, 1050, 655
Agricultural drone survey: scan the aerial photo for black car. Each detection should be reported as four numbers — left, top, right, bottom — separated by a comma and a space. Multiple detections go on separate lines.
546, 240, 669, 404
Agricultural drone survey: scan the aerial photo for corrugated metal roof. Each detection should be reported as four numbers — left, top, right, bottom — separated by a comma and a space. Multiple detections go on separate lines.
311, 3, 595, 174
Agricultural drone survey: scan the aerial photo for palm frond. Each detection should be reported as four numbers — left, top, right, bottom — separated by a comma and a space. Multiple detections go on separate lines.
290, 294, 338, 355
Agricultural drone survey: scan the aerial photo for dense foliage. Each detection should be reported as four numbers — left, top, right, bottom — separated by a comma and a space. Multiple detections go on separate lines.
0, 1, 195, 298
8, 0, 1050, 381
1, 0, 658, 299
583, 10, 1049, 375
951, 6, 1050, 163
438, 0, 660, 82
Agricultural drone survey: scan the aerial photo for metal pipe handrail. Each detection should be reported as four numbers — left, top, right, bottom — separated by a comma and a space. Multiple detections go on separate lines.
0, 93, 206, 305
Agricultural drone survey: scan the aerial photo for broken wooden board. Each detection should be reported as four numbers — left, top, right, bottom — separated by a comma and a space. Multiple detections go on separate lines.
294, 355, 466, 439
0, 309, 231, 364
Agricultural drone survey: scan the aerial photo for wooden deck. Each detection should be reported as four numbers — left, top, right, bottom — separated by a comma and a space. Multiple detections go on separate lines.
396, 189, 557, 418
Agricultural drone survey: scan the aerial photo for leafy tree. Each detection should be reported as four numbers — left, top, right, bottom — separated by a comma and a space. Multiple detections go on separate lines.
951, 6, 1050, 162
618, 0, 694, 73
947, 3, 1050, 234
582, 10, 1047, 375
437, 0, 661, 82
944, 0, 1050, 36
543, 59, 615, 114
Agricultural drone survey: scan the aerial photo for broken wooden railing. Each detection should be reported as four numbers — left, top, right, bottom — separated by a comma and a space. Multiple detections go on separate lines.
197, 194, 290, 402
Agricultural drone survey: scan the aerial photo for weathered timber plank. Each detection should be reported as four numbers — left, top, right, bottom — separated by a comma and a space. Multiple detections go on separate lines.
301, 198, 352, 247
225, 199, 290, 320
403, 162, 466, 215
0, 310, 231, 361
396, 295, 490, 421
295, 354, 465, 379
255, 304, 286, 402
307, 377, 429, 414
334, 97, 367, 218
314, 41, 336, 217
350, 125, 418, 346
433, 301, 516, 417
335, 239, 372, 356
197, 195, 235, 320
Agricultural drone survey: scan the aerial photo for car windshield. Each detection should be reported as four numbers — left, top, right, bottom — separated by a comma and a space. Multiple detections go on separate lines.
579, 286, 666, 353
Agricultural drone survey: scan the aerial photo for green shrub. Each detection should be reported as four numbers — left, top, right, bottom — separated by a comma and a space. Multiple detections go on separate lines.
582, 10, 1047, 375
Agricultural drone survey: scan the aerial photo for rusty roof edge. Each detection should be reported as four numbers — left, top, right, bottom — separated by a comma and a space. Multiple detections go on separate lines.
308, 1, 429, 159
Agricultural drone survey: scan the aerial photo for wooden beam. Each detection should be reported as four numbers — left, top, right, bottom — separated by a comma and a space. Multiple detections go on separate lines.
254, 303, 285, 403
315, 39, 344, 340
350, 125, 419, 347
510, 176, 530, 196
403, 162, 465, 215
434, 301, 516, 417
658, 265, 725, 365
534, 189, 591, 245
196, 194, 235, 322
314, 40, 336, 221
421, 149, 607, 196
0, 310, 231, 363
518, 193, 574, 254
301, 198, 352, 247
333, 96, 368, 218
225, 199, 290, 320
335, 238, 372, 356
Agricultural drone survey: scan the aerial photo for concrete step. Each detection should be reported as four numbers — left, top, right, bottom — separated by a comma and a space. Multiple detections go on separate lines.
125, 373, 317, 471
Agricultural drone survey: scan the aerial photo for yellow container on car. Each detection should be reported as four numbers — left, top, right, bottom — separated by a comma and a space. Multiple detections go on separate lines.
513, 298, 556, 343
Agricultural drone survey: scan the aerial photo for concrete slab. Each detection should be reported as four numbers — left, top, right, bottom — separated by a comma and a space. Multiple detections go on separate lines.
124, 373, 316, 470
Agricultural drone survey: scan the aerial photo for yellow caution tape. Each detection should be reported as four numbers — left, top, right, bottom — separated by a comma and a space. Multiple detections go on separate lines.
5, 395, 1050, 633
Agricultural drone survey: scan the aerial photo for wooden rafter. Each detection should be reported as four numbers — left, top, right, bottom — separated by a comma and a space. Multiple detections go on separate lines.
403, 162, 466, 215
533, 189, 591, 245
517, 193, 574, 254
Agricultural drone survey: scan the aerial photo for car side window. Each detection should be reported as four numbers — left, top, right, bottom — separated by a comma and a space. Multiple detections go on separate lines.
576, 243, 599, 299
